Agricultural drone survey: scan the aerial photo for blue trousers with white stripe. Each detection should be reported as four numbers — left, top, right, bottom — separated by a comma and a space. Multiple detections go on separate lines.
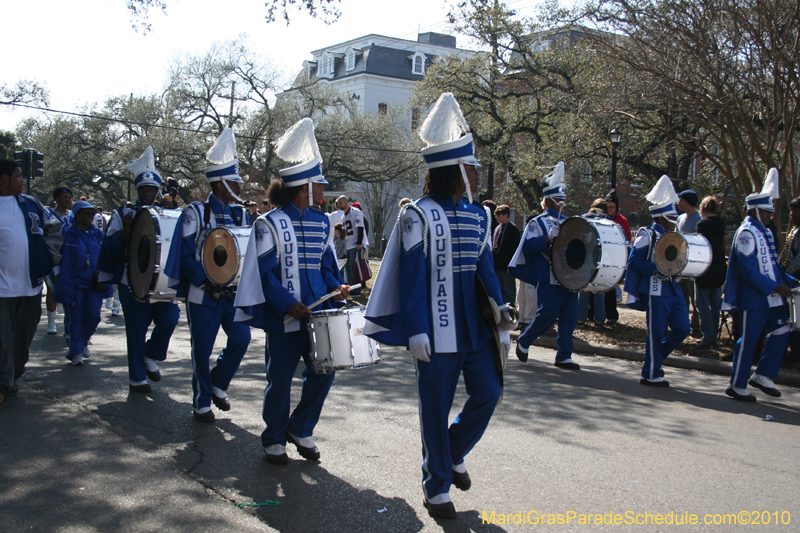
415, 340, 501, 502
730, 307, 789, 390
186, 299, 250, 411
517, 283, 579, 362
642, 294, 690, 380
261, 330, 335, 448
118, 284, 180, 382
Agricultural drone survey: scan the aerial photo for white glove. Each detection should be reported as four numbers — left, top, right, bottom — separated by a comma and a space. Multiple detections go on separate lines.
499, 330, 511, 356
409, 333, 431, 363
548, 225, 560, 240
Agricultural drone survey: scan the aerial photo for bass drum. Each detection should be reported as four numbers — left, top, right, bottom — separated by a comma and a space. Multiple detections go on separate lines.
201, 226, 250, 287
551, 216, 630, 292
654, 232, 711, 278
128, 207, 182, 302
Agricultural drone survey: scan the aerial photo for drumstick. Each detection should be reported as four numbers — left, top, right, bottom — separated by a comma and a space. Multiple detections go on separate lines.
283, 284, 362, 324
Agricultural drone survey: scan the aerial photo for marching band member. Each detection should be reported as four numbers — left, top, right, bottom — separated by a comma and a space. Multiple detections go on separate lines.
235, 118, 348, 465
722, 169, 793, 401
365, 93, 513, 520
165, 129, 251, 423
55, 201, 113, 366
97, 147, 180, 393
623, 176, 689, 387
44, 187, 74, 334
508, 163, 582, 370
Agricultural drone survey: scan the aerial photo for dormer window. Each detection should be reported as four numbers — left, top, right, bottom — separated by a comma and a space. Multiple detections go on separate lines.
346, 50, 355, 71
410, 52, 427, 75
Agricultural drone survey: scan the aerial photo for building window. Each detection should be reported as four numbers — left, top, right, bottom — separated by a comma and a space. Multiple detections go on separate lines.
411, 107, 420, 130
346, 51, 355, 71
410, 52, 426, 75
378, 103, 388, 115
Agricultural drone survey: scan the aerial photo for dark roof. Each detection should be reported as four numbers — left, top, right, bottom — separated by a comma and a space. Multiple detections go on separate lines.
319, 45, 433, 82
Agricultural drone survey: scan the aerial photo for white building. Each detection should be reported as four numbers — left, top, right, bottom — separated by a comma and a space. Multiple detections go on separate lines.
283, 32, 477, 250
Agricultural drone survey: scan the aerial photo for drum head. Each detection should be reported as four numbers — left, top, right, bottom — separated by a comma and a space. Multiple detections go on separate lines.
202, 227, 238, 286
128, 208, 159, 300
655, 232, 687, 276
551, 217, 601, 291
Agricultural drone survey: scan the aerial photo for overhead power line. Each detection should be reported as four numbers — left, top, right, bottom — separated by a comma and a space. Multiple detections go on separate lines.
1, 101, 421, 155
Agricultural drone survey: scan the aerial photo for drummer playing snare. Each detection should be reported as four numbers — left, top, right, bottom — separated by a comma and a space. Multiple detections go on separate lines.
97, 147, 181, 394
234, 118, 349, 465
623, 175, 690, 387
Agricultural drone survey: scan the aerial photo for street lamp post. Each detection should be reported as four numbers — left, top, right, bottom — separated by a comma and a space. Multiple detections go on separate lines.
608, 127, 622, 190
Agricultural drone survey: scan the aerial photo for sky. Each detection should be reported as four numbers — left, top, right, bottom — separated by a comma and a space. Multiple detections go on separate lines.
3, 0, 543, 132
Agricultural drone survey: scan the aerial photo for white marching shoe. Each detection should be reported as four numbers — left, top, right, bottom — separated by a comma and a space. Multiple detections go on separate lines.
47, 311, 57, 335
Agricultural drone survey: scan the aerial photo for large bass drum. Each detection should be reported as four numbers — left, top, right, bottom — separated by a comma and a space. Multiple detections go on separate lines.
128, 207, 182, 302
201, 226, 250, 287
654, 232, 711, 278
551, 216, 630, 292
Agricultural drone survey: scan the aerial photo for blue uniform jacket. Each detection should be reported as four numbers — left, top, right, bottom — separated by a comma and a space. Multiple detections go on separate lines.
165, 194, 248, 307
97, 203, 138, 284
235, 203, 342, 332
723, 217, 794, 311
508, 207, 566, 285
17, 195, 63, 286
623, 224, 682, 311
399, 195, 502, 353
55, 224, 111, 304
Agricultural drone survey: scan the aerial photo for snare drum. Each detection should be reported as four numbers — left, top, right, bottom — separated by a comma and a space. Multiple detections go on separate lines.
655, 232, 711, 278
201, 226, 250, 287
128, 207, 183, 302
789, 289, 800, 331
309, 307, 381, 374
551, 216, 630, 292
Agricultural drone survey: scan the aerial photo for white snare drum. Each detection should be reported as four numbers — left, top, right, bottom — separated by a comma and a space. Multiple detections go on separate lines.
789, 289, 800, 331
201, 226, 250, 287
128, 207, 183, 302
551, 216, 630, 292
655, 232, 711, 278
309, 307, 381, 374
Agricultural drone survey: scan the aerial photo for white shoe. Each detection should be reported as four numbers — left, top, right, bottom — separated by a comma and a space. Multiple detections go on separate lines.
105, 298, 113, 310
83, 347, 91, 359
111, 307, 121, 317
70, 354, 84, 366
47, 311, 57, 334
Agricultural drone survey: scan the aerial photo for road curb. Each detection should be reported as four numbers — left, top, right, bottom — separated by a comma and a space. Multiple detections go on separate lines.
513, 333, 800, 388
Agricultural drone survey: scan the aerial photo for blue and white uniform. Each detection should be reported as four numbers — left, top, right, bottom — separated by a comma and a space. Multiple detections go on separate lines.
366, 193, 503, 504
97, 202, 180, 386
509, 207, 579, 362
44, 206, 74, 239
235, 202, 342, 454
623, 224, 690, 380
55, 222, 112, 360
722, 217, 792, 390
165, 194, 250, 414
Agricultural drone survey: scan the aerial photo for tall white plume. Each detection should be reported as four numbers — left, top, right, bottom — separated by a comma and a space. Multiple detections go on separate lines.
645, 175, 679, 205
273, 118, 320, 164
126, 146, 156, 175
206, 128, 238, 164
418, 93, 470, 147
544, 161, 565, 187
762, 167, 780, 199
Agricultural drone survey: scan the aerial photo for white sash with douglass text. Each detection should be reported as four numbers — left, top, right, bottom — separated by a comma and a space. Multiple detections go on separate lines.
268, 210, 302, 332
417, 199, 457, 352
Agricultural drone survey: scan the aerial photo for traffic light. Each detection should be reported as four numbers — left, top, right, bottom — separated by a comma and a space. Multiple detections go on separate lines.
13, 150, 29, 178
32, 151, 44, 177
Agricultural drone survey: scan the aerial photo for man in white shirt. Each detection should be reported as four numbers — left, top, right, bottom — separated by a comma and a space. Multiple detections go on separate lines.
328, 195, 347, 227
342, 198, 368, 295
0, 159, 63, 407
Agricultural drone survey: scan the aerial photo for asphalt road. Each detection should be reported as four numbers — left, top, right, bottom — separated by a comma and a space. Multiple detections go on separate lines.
2, 305, 799, 532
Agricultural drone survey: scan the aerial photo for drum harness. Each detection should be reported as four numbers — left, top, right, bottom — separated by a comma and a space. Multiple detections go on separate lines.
194, 201, 242, 301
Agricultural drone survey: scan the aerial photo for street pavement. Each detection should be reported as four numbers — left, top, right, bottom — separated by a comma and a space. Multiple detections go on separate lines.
2, 306, 800, 532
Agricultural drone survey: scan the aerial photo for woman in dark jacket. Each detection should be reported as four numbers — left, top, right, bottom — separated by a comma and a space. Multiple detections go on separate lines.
694, 196, 726, 347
